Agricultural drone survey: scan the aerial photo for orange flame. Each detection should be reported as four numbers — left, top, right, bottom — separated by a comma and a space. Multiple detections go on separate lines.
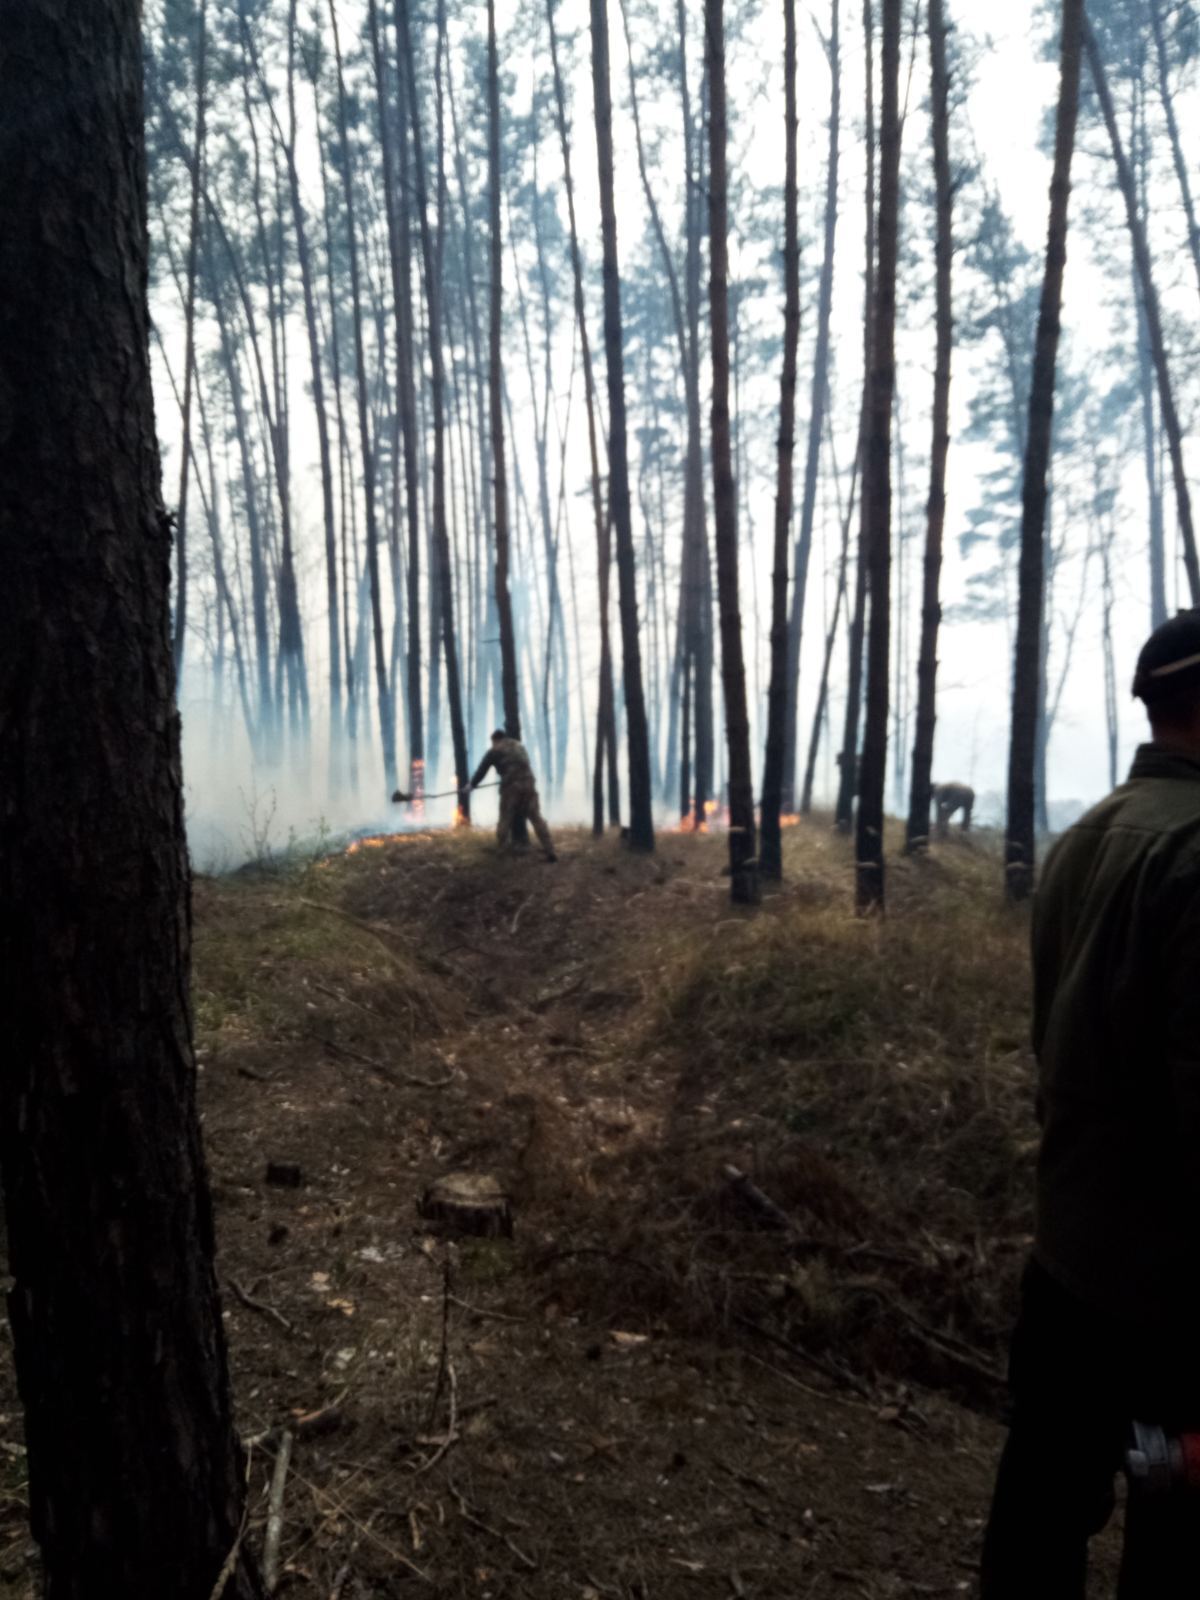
346, 833, 399, 855
408, 759, 426, 820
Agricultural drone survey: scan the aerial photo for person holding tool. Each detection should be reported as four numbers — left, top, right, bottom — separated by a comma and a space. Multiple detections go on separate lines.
981, 611, 1200, 1596
463, 729, 556, 862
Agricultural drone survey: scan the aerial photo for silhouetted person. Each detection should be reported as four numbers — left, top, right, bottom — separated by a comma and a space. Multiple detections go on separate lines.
932, 780, 974, 838
981, 611, 1200, 1597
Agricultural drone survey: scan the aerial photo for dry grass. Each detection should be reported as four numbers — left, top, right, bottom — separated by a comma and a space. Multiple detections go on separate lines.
535, 821, 1039, 1398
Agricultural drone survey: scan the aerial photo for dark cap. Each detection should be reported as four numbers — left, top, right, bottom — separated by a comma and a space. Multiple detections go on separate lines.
491, 727, 507, 741
1132, 611, 1200, 705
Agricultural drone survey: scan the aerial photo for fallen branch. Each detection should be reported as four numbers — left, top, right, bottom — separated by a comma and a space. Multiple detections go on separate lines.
448, 1481, 538, 1572
228, 1277, 293, 1335
262, 1428, 294, 1594
723, 1165, 799, 1234
285, 1463, 432, 1584
412, 1360, 459, 1478
312, 1031, 453, 1090
447, 1294, 528, 1325
510, 895, 534, 936
733, 1313, 874, 1400
245, 1395, 349, 1452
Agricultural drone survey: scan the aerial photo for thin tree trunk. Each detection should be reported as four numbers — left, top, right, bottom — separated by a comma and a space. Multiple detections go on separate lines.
854, 0, 901, 914
0, 4, 263, 1590
781, 0, 841, 815
547, 0, 618, 835
1084, 19, 1200, 608
329, 0, 397, 796
835, 0, 875, 836
905, 0, 952, 853
706, 0, 759, 904
402, 0, 471, 813
760, 0, 803, 880
173, 0, 208, 684
802, 434, 858, 814
291, 7, 341, 765
1149, 0, 1200, 310
488, 0, 523, 754
591, 0, 655, 850
1005, 0, 1085, 903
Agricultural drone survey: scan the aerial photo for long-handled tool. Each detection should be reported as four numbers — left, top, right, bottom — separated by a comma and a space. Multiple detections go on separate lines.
390, 781, 499, 804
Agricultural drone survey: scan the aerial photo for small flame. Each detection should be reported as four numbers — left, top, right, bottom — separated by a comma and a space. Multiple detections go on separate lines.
408, 759, 426, 820
346, 833, 399, 855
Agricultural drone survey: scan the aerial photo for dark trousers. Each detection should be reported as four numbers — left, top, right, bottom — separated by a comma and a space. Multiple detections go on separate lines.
981, 1259, 1200, 1597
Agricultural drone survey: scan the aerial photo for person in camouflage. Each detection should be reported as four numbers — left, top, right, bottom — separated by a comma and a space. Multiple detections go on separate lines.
465, 730, 557, 861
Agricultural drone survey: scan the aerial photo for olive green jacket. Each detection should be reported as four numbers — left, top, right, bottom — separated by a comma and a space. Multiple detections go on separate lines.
470, 737, 534, 793
1033, 743, 1200, 1324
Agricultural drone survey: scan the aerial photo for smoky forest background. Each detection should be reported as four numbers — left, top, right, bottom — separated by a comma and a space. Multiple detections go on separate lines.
4, 0, 1200, 1593
149, 0, 1200, 903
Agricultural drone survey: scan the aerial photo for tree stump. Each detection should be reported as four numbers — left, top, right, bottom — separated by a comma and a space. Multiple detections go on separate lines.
418, 1173, 513, 1238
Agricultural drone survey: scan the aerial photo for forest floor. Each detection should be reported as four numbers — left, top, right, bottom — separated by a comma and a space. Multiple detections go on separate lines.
0, 818, 1124, 1596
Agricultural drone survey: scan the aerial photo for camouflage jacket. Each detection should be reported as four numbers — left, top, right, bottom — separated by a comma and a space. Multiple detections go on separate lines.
470, 738, 535, 792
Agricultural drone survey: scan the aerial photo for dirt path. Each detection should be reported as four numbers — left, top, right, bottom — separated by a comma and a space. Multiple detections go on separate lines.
0, 824, 1123, 1596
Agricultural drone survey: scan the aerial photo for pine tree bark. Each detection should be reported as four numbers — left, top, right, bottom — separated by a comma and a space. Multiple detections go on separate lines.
173, 0, 208, 684
1149, 0, 1200, 310
854, 0, 901, 913
547, 0, 619, 835
835, 0, 875, 836
780, 0, 841, 816
403, 0, 471, 810
1005, 0, 1085, 903
1084, 18, 1200, 609
0, 5, 263, 1593
488, 0, 523, 749
801, 443, 857, 814
329, 0, 398, 796
905, 0, 953, 853
706, 0, 759, 904
590, 0, 655, 851
277, 0, 341, 773
760, 0, 803, 880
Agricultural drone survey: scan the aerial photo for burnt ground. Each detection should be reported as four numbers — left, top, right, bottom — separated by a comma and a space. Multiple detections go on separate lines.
0, 821, 1123, 1596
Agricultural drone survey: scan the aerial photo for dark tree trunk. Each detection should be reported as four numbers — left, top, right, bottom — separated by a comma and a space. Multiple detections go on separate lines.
686, 49, 715, 831
801, 439, 858, 814
905, 0, 953, 854
488, 0, 523, 751
329, 0, 397, 797
835, 0, 875, 837
759, 0, 803, 880
366, 0, 422, 803
173, 0, 208, 683
590, 0, 655, 851
395, 0, 426, 805
278, 0, 341, 773
205, 247, 273, 751
402, 0, 471, 812
1005, 0, 1085, 903
1137, 285, 1167, 629
780, 0, 841, 815
547, 0, 619, 835
1084, 19, 1200, 608
854, 0, 901, 914
1149, 0, 1200, 310
706, 0, 759, 905
0, 5, 263, 1594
